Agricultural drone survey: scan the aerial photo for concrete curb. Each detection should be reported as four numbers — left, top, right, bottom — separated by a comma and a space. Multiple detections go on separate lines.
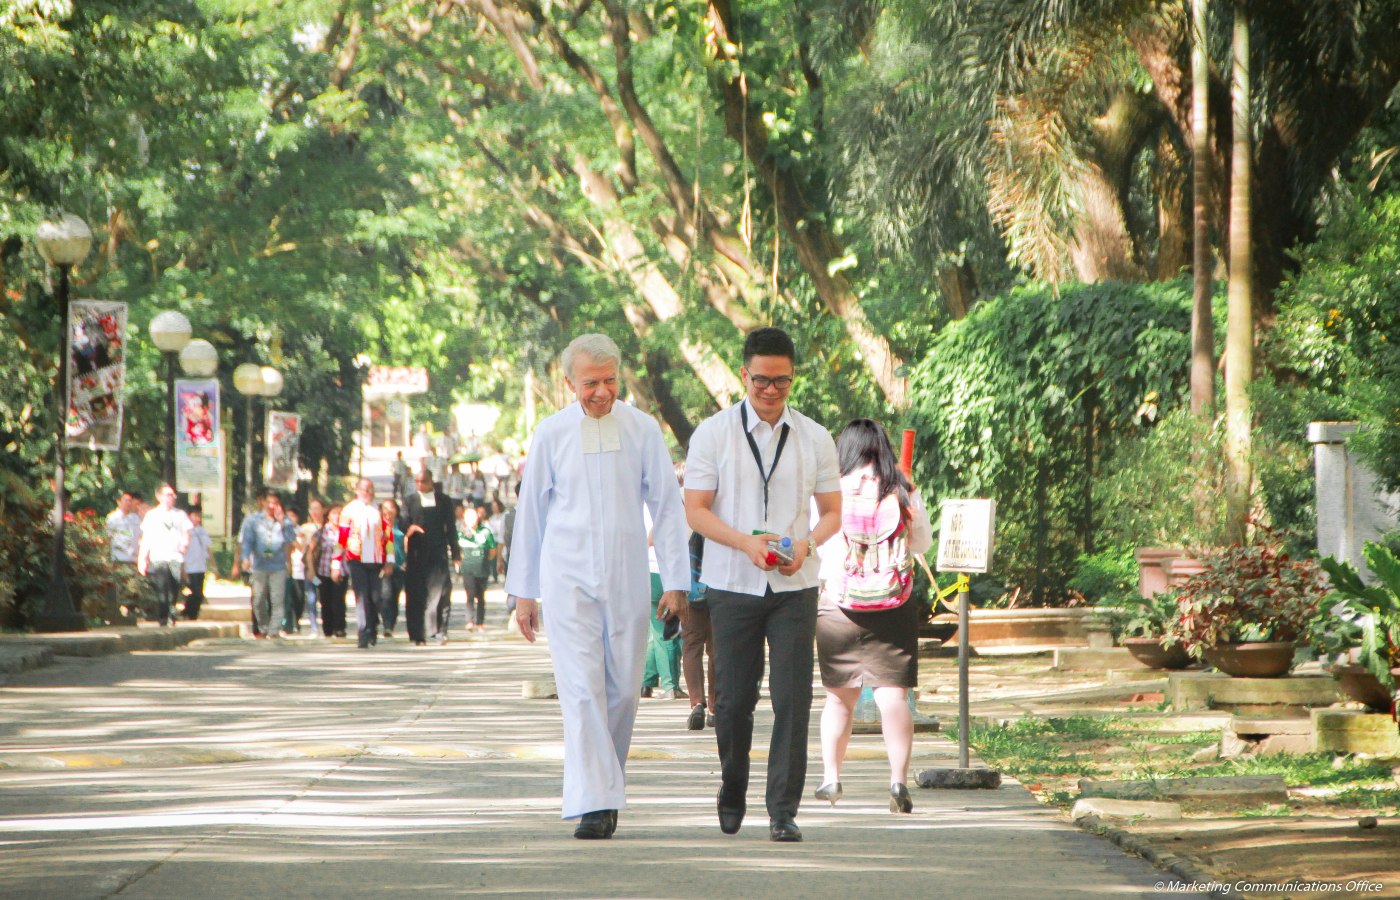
0, 624, 243, 669
1076, 815, 1233, 898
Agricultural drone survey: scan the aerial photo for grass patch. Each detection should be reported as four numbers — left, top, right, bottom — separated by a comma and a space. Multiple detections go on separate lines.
964, 715, 1119, 778
1326, 787, 1400, 810
1193, 753, 1395, 788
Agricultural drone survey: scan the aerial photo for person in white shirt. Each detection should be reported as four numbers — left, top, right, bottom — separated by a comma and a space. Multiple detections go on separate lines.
508, 333, 690, 841
683, 327, 842, 844
106, 490, 142, 564
137, 484, 193, 627
182, 510, 212, 620
339, 478, 391, 649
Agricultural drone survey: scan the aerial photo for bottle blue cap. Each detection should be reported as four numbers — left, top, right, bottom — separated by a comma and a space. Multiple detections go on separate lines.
779, 537, 792, 548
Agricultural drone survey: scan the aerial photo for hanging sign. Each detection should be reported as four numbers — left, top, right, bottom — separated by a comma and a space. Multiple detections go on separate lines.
175, 378, 221, 492
66, 299, 127, 450
264, 410, 302, 490
935, 499, 997, 574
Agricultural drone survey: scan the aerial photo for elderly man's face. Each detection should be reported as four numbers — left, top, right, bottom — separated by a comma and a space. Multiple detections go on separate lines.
415, 468, 434, 493
566, 356, 619, 419
356, 478, 374, 502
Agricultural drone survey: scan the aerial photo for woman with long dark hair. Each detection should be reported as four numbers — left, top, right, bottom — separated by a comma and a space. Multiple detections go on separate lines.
814, 419, 933, 814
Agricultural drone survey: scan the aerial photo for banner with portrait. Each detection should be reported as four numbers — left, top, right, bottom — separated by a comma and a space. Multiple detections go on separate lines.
65, 299, 127, 450
264, 410, 302, 491
175, 378, 221, 492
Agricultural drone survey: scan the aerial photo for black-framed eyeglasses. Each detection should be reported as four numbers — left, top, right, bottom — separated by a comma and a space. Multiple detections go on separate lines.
749, 375, 794, 390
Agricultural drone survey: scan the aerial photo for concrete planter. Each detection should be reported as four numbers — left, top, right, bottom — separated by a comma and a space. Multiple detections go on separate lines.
1135, 547, 1182, 599
1203, 641, 1296, 678
1122, 637, 1192, 670
1163, 554, 1208, 588
933, 607, 1097, 648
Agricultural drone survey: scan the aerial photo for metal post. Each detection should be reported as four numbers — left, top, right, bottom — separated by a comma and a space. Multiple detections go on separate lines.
957, 573, 971, 769
38, 265, 86, 632
244, 393, 255, 518
163, 351, 176, 487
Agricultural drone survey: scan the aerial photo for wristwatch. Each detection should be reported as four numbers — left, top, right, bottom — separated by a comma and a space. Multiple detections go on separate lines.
806, 536, 818, 558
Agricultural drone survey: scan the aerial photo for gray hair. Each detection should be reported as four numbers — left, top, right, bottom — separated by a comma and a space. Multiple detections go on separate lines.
560, 333, 621, 380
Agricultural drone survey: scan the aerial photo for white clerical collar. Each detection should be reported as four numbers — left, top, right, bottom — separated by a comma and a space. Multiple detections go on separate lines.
742, 397, 792, 433
418, 491, 436, 507
580, 409, 621, 454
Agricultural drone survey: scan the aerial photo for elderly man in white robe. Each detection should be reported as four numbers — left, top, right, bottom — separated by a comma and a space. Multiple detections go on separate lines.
507, 334, 690, 840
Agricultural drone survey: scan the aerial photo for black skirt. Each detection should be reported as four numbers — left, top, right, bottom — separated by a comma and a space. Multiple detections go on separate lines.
815, 589, 919, 689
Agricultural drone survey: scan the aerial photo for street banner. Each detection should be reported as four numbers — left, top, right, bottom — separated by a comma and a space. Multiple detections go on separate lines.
175, 378, 221, 492
264, 410, 302, 490
65, 299, 127, 450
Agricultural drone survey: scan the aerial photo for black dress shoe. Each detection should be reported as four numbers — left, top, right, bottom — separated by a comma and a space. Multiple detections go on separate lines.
603, 809, 618, 837
706, 712, 716, 728
890, 783, 913, 814
687, 703, 706, 731
717, 790, 745, 835
574, 810, 611, 840
769, 818, 802, 842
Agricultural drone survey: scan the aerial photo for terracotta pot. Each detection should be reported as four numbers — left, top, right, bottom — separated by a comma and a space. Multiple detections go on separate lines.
1122, 637, 1192, 670
1330, 664, 1393, 711
930, 608, 1098, 648
1202, 641, 1297, 678
1135, 547, 1182, 599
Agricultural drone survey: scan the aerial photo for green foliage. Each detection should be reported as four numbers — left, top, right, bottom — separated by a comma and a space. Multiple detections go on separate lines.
1167, 542, 1330, 657
1273, 193, 1400, 489
1321, 544, 1400, 689
1068, 544, 1137, 603
1095, 590, 1180, 641
907, 280, 1193, 603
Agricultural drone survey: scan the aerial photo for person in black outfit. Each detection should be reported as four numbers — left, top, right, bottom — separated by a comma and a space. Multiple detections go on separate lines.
401, 466, 460, 645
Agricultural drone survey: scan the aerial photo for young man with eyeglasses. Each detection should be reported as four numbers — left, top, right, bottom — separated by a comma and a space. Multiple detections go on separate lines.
678, 326, 842, 843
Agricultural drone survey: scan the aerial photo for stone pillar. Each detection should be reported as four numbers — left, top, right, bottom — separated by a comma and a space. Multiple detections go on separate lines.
1309, 421, 1399, 579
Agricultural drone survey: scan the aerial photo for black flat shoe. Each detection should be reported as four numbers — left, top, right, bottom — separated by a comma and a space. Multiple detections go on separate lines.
717, 790, 745, 835
814, 782, 843, 806
769, 818, 802, 842
574, 810, 611, 840
890, 783, 913, 814
687, 703, 706, 731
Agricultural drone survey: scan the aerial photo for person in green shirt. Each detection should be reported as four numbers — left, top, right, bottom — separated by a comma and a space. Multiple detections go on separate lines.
458, 502, 497, 632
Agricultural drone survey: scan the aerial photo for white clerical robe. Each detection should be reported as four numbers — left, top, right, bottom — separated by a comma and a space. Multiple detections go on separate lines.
506, 400, 689, 819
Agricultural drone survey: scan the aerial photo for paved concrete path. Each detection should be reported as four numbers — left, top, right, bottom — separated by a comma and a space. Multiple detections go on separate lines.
0, 604, 1205, 899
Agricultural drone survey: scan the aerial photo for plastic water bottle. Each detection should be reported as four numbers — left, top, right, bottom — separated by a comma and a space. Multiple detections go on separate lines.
766, 536, 794, 566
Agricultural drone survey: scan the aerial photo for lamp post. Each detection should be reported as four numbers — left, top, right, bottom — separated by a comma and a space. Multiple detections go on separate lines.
149, 311, 192, 487
232, 363, 264, 519
34, 213, 92, 633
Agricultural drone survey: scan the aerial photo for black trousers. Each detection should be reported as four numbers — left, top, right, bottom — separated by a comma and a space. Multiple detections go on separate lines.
183, 571, 206, 619
347, 560, 382, 647
405, 559, 453, 643
706, 585, 818, 821
462, 572, 487, 626
320, 577, 348, 636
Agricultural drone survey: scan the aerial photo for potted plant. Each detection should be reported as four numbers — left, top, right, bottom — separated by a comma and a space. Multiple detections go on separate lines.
1094, 591, 1191, 669
1320, 543, 1400, 711
1166, 541, 1330, 677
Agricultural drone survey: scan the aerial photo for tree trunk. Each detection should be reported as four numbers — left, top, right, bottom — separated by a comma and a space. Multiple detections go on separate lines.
1189, 0, 1216, 415
705, 0, 906, 408
1224, 2, 1253, 545
1067, 160, 1144, 282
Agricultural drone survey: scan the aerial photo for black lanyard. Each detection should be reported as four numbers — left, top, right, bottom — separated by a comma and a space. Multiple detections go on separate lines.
739, 402, 790, 521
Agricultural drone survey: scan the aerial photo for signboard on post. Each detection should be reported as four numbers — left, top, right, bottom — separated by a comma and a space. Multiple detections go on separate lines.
936, 499, 996, 574
175, 378, 221, 492
66, 299, 127, 450
264, 410, 302, 491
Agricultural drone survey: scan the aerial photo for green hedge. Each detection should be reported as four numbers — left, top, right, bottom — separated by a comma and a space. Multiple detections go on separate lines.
907, 280, 1194, 603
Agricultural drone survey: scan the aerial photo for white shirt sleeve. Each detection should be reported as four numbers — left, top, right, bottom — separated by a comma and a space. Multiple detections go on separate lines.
503, 427, 554, 601
641, 424, 689, 594
813, 427, 841, 494
908, 489, 934, 556
683, 420, 719, 492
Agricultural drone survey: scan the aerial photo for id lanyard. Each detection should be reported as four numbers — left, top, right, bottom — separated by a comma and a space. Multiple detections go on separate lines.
739, 402, 790, 524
